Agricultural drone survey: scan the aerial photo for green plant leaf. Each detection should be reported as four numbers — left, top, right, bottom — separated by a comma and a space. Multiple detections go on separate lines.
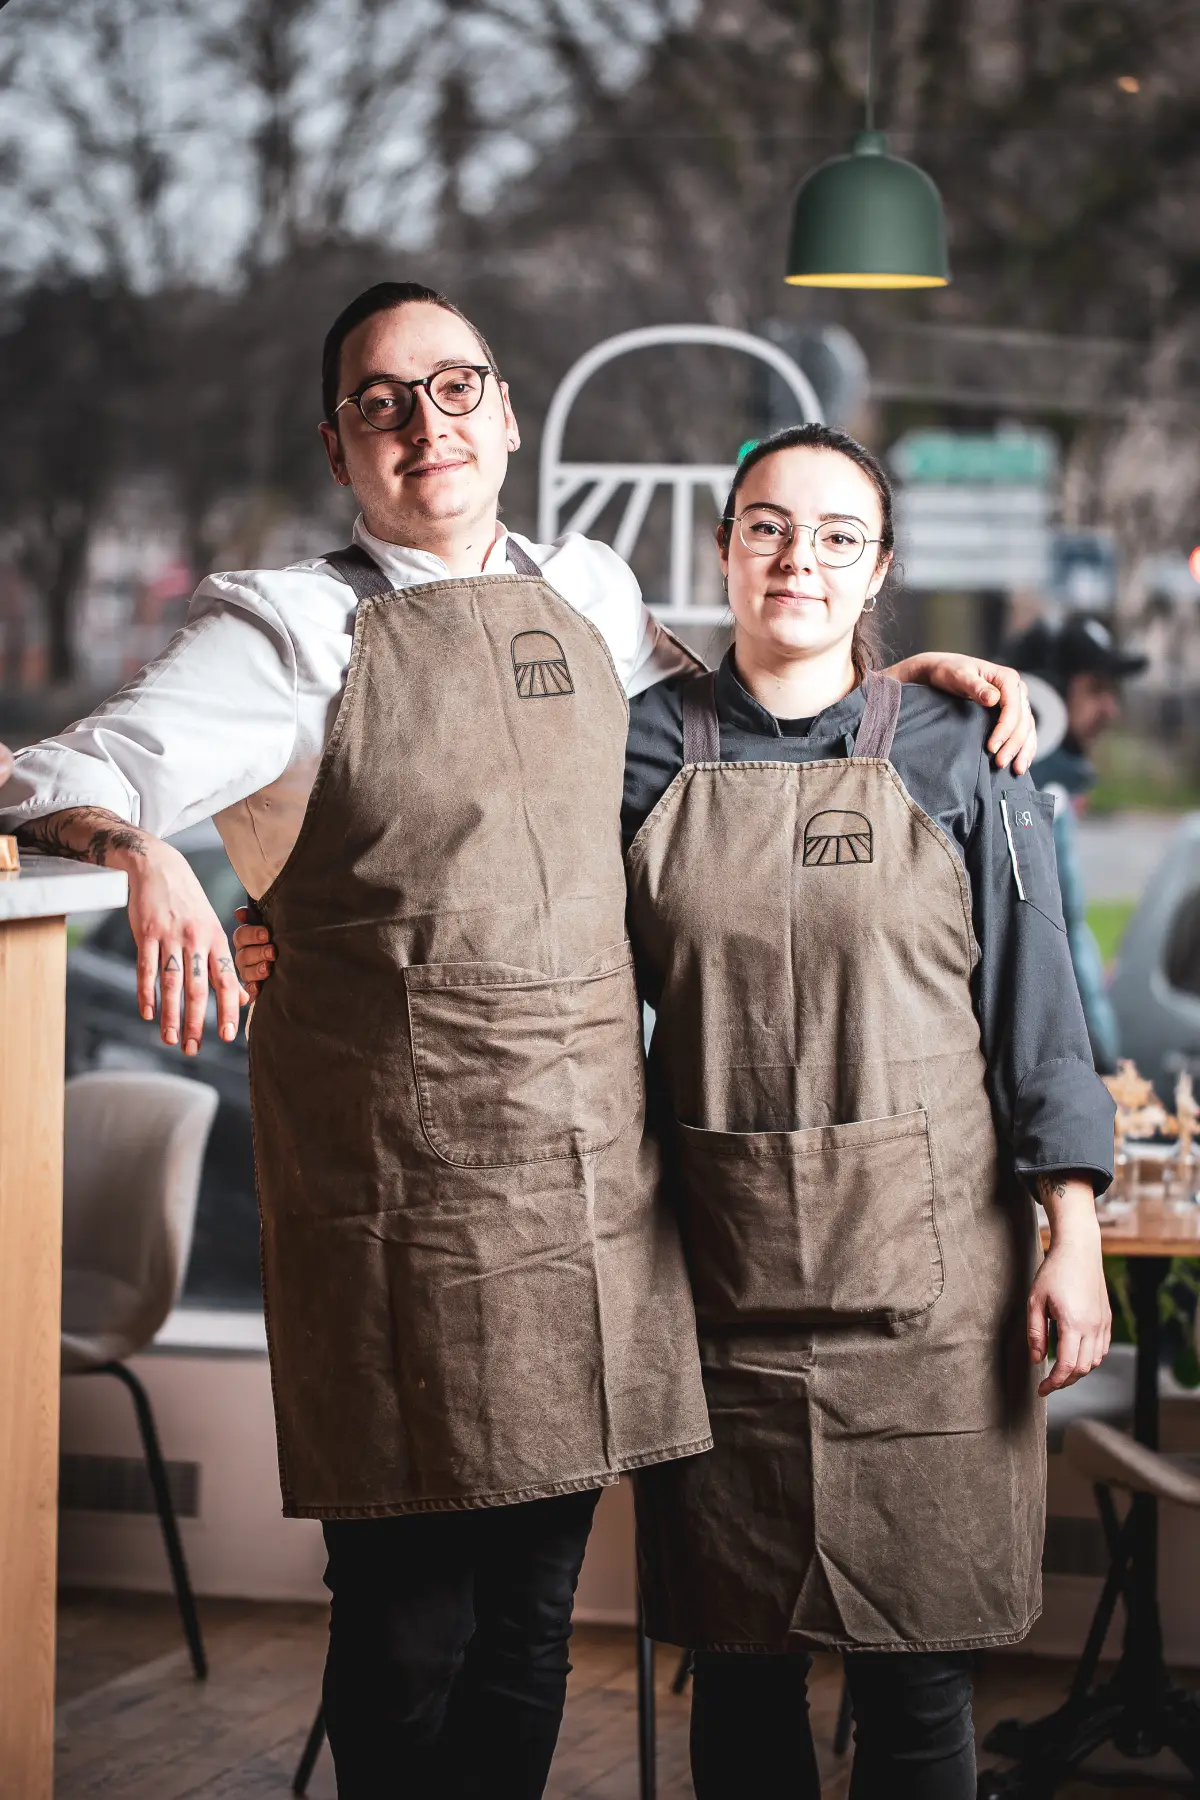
1174, 1339, 1200, 1390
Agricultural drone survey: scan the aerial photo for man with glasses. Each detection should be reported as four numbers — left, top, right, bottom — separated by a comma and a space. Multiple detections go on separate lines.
0, 281, 1035, 1798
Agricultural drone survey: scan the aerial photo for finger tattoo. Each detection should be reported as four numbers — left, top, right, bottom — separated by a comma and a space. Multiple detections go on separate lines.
163, 954, 181, 973
192, 953, 203, 977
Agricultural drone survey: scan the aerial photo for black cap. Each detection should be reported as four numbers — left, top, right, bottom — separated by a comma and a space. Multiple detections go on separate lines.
1007, 613, 1148, 696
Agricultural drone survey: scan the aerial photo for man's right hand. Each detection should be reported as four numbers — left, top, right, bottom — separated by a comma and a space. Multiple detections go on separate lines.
15, 806, 247, 1053
233, 907, 277, 1000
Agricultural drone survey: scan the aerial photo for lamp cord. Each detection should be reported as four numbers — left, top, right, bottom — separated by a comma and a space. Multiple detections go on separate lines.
865, 0, 876, 132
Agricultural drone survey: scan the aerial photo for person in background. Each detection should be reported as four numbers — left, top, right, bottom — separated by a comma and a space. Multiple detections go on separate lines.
1008, 613, 1148, 1074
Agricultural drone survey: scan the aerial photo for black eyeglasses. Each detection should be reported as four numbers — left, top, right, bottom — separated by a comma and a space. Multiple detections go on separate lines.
334, 364, 494, 433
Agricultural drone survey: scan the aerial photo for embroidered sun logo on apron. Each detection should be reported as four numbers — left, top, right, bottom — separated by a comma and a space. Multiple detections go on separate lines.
511, 630, 574, 698
803, 809, 874, 866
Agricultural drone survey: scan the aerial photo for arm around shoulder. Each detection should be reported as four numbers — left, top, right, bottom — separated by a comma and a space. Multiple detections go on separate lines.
884, 649, 1035, 773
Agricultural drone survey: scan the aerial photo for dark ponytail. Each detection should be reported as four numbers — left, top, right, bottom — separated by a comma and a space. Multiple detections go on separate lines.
717, 423, 894, 683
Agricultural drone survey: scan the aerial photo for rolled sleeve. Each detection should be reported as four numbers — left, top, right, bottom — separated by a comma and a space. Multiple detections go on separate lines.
0, 576, 299, 840
1013, 1057, 1116, 1191
0, 740, 143, 826
968, 750, 1116, 1193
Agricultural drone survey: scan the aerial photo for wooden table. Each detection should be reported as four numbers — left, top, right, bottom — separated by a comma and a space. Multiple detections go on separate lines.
983, 1199, 1200, 1795
0, 855, 126, 1799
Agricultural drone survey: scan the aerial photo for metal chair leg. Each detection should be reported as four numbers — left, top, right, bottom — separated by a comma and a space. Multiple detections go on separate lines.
98, 1360, 207, 1679
293, 1704, 326, 1795
1065, 1485, 1134, 1704
636, 1595, 657, 1800
670, 1647, 693, 1695
833, 1670, 854, 1755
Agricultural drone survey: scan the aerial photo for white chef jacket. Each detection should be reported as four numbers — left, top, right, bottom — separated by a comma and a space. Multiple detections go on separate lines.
0, 517, 696, 898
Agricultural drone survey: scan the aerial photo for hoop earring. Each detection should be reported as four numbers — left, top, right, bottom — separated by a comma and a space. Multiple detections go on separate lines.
862, 594, 878, 613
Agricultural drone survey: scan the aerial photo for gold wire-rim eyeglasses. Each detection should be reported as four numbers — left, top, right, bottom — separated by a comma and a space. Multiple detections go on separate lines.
725, 504, 882, 567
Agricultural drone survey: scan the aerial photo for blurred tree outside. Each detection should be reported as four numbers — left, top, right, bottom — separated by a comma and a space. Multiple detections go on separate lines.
0, 0, 1198, 725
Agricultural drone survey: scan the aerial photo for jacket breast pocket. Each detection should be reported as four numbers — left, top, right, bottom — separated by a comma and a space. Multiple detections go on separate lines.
1004, 790, 1067, 931
405, 944, 642, 1168
675, 1109, 944, 1326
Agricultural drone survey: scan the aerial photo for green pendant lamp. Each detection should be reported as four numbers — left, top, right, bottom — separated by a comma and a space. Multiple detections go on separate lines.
786, 1, 949, 289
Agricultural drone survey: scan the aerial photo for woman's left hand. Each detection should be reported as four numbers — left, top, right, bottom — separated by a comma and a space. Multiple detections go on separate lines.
885, 653, 1036, 773
1028, 1178, 1112, 1396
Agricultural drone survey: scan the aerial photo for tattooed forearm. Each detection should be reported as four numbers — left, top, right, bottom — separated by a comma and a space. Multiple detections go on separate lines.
1037, 1177, 1069, 1205
15, 807, 150, 867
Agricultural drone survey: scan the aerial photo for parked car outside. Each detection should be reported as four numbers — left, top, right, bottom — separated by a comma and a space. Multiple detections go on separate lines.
1109, 813, 1200, 1106
66, 822, 261, 1309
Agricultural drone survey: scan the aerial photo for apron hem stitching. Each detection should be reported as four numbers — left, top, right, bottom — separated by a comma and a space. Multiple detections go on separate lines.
668, 1607, 1043, 1656
278, 1434, 715, 1518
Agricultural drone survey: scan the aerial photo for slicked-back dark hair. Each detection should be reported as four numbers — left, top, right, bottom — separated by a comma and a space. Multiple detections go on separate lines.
321, 281, 498, 423
717, 423, 895, 681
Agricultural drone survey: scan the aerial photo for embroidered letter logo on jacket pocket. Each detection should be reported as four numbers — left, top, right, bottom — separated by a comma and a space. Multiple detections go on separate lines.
1001, 790, 1066, 930
512, 631, 574, 698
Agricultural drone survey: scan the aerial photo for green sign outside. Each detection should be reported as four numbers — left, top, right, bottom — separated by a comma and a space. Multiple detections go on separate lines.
890, 428, 1058, 487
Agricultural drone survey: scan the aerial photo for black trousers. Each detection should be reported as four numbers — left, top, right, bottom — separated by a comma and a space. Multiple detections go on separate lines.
321, 1487, 601, 1800
690, 1647, 976, 1800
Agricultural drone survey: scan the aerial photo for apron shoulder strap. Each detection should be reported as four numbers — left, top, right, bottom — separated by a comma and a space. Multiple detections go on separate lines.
504, 537, 543, 580
323, 544, 393, 602
851, 671, 902, 761
682, 671, 720, 765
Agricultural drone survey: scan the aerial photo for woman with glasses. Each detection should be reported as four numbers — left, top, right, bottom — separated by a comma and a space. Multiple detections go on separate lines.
625, 423, 1114, 1798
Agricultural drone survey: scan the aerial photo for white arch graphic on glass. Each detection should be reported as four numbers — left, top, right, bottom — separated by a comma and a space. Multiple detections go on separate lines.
538, 325, 823, 619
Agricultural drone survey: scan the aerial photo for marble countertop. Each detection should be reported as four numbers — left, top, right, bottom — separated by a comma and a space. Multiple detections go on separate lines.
0, 853, 127, 922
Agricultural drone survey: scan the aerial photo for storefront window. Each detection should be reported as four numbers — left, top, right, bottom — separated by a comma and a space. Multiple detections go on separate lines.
68, 827, 261, 1310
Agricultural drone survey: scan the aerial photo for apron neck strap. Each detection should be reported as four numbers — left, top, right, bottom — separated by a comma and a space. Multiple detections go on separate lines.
503, 536, 542, 579
682, 672, 720, 765
324, 544, 392, 601
851, 672, 901, 761
325, 534, 542, 599
683, 667, 900, 767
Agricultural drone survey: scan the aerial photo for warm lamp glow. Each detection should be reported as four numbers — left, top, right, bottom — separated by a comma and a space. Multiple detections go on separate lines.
786, 272, 949, 289
1188, 545, 1200, 584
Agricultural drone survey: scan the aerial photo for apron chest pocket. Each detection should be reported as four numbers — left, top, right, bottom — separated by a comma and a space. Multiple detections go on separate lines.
405, 945, 641, 1168
676, 1108, 943, 1325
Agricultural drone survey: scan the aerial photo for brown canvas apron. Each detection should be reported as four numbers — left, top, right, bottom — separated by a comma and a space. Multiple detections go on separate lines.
628, 671, 1045, 1651
249, 540, 710, 1518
